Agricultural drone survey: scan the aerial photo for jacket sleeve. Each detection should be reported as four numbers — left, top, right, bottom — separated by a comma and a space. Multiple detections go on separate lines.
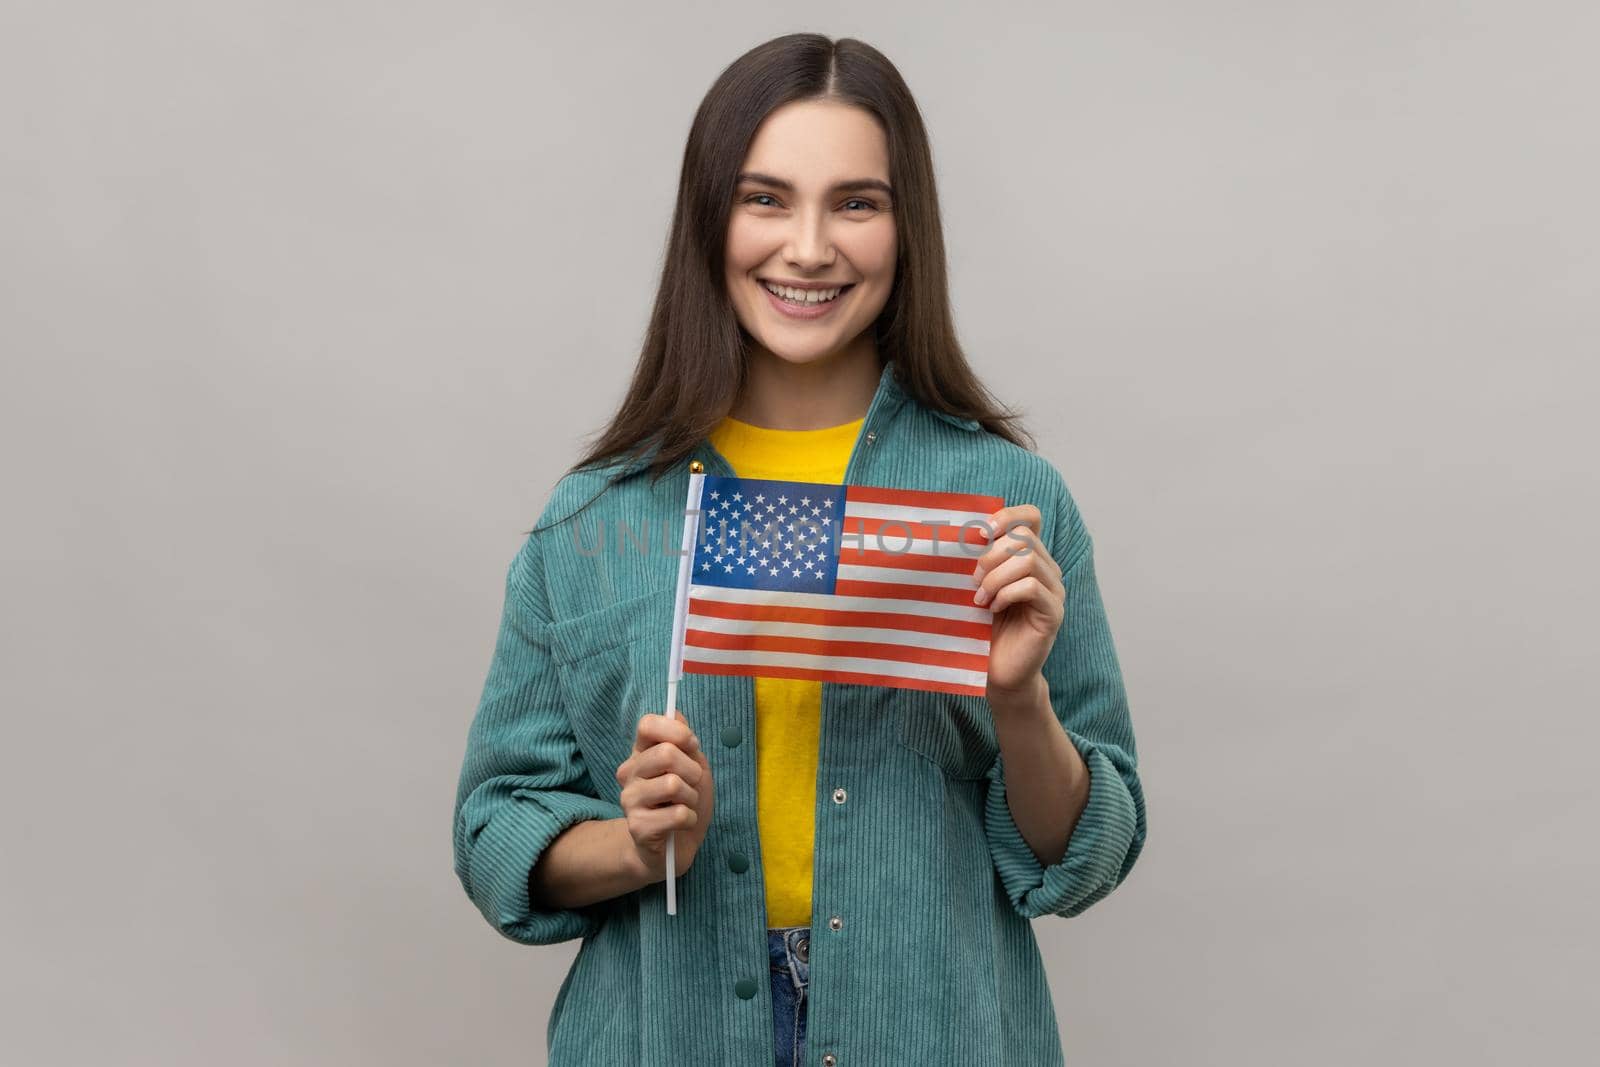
983, 476, 1148, 919
452, 528, 625, 945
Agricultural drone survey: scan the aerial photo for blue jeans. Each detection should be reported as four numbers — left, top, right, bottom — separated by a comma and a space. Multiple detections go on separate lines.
768, 925, 810, 1067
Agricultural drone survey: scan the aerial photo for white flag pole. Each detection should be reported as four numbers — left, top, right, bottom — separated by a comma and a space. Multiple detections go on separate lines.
663, 460, 707, 915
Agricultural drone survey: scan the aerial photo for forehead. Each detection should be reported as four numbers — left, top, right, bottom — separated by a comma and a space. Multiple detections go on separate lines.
740, 100, 890, 185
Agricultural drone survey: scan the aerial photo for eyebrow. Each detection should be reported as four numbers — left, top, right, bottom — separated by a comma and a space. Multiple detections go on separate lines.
736, 171, 894, 199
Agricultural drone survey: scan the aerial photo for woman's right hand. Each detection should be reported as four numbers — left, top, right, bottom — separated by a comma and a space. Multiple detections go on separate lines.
615, 709, 715, 883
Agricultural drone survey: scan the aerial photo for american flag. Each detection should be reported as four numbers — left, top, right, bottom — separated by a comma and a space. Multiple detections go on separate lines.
681, 474, 1005, 697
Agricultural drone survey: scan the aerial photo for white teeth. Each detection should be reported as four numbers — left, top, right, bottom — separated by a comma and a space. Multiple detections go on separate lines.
763, 281, 845, 304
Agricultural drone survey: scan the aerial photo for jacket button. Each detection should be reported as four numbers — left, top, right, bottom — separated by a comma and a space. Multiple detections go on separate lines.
735, 977, 757, 1000
828, 915, 843, 931
727, 851, 749, 874
864, 431, 876, 445
720, 725, 743, 748
831, 787, 847, 804
822, 1054, 837, 1066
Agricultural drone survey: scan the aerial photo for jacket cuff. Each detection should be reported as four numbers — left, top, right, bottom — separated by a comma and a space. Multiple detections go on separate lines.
984, 730, 1140, 919
466, 790, 625, 945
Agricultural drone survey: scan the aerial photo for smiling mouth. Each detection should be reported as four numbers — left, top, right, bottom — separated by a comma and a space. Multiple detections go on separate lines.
759, 280, 855, 306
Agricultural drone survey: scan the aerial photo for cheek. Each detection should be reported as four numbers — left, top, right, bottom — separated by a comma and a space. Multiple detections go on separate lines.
841, 222, 897, 282
724, 217, 765, 275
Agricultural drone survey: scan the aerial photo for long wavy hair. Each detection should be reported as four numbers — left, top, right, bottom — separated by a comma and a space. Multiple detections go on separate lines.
531, 33, 1032, 533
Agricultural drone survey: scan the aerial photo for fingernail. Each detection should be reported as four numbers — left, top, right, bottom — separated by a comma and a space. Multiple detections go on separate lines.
973, 586, 989, 606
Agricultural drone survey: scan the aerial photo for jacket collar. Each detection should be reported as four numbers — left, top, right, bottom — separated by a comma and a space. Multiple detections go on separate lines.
613, 358, 978, 479
873, 360, 983, 432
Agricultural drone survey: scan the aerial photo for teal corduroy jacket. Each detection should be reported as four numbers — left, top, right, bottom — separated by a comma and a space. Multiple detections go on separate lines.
452, 359, 1147, 1065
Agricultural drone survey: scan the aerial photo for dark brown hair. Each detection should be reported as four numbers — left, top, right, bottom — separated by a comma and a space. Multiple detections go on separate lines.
533, 34, 1033, 532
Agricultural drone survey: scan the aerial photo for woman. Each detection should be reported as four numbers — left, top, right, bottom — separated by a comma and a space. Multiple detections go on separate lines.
452, 33, 1147, 1067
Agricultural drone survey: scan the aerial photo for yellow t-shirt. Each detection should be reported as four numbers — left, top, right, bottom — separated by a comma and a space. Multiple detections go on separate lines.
706, 412, 864, 928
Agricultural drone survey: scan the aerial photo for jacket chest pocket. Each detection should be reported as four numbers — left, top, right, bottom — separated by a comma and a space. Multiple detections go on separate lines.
895, 689, 999, 780
549, 586, 675, 783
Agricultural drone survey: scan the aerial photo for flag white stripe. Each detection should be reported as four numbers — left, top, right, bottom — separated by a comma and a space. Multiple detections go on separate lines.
688, 583, 991, 624
842, 501, 995, 528
681, 644, 987, 690
685, 613, 989, 655
713, 533, 980, 560
833, 532, 988, 561
836, 563, 976, 590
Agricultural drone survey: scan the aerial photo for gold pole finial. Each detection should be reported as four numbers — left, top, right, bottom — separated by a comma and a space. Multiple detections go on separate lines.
689, 460, 704, 473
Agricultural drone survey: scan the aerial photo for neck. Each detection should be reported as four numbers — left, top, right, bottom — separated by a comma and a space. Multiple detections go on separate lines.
731, 336, 881, 430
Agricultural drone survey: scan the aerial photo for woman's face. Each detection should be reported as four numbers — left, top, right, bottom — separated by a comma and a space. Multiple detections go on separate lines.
724, 99, 897, 368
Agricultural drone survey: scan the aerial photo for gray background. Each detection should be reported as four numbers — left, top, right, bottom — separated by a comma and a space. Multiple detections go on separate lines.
2, 2, 1595, 1064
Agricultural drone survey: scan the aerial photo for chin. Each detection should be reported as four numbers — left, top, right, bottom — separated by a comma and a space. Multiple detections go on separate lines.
757, 344, 830, 365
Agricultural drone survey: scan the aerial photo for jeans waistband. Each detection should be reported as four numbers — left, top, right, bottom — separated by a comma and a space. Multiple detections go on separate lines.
767, 925, 811, 986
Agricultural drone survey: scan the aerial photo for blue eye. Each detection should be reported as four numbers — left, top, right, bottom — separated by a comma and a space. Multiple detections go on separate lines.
741, 194, 881, 213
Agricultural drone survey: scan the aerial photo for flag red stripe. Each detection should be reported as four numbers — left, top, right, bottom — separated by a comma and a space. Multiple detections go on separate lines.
844, 484, 1005, 515
838, 545, 984, 575
684, 628, 990, 672
833, 578, 988, 609
842, 515, 990, 546
688, 595, 992, 641
681, 658, 986, 697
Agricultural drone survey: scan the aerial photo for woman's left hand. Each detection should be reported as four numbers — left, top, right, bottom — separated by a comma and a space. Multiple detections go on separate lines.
971, 504, 1065, 701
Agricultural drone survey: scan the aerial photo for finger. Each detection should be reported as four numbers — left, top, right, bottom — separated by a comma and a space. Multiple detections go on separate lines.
620, 736, 704, 792
638, 804, 698, 840
631, 714, 655, 756
973, 549, 1029, 607
625, 804, 695, 850
973, 524, 1053, 585
977, 538, 1063, 605
986, 574, 1061, 621
638, 740, 704, 786
620, 768, 701, 815
638, 772, 700, 812
982, 504, 1042, 543
633, 711, 698, 755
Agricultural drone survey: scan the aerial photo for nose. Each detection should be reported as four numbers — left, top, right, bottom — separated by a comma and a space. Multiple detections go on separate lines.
782, 205, 835, 271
